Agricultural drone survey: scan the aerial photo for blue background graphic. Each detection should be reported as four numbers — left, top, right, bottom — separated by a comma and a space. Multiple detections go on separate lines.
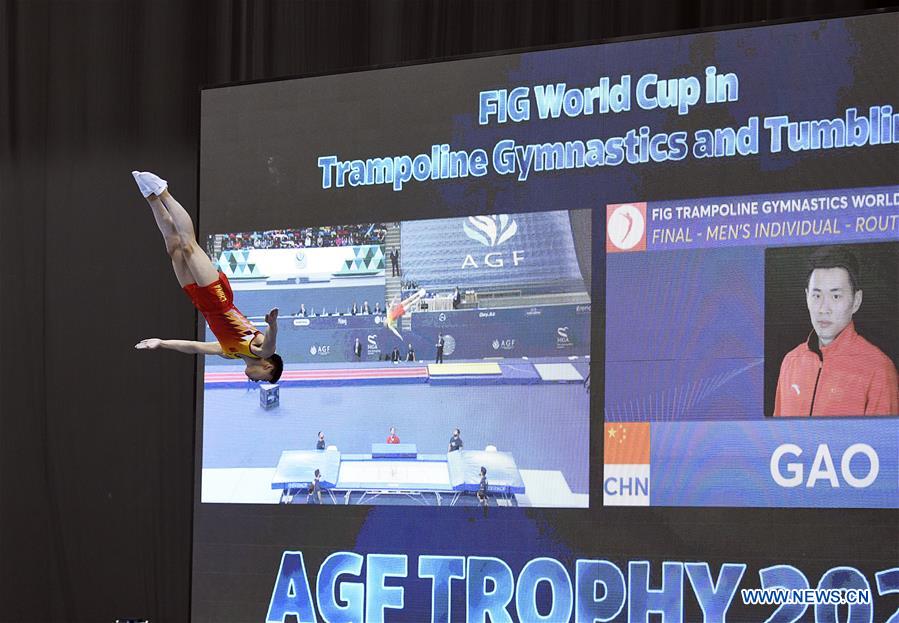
649, 420, 898, 507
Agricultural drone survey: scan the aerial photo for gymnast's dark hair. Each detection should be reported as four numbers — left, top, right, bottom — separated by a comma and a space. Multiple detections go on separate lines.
267, 353, 284, 383
806, 246, 860, 293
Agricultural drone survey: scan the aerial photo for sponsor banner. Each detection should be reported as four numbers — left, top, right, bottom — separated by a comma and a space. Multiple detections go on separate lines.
646, 419, 898, 508
266, 550, 897, 623
290, 315, 386, 330
207, 319, 397, 363
607, 186, 899, 253
414, 304, 591, 327
208, 307, 589, 362
412, 304, 590, 358
401, 210, 585, 290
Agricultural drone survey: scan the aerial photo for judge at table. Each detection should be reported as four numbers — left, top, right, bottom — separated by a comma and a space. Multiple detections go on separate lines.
386, 426, 400, 444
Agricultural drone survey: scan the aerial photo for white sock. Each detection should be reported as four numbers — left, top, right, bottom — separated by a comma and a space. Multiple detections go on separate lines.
132, 170, 152, 197
139, 171, 168, 196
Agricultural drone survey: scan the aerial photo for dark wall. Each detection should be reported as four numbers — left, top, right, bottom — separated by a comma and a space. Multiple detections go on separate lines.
1, 1, 893, 621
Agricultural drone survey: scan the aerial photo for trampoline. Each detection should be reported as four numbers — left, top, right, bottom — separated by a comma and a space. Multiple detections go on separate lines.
270, 448, 525, 506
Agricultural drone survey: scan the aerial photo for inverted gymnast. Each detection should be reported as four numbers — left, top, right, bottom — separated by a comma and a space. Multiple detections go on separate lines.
384, 288, 426, 340
131, 171, 283, 383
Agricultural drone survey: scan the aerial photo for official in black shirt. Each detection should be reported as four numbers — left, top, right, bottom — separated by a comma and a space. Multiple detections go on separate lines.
316, 431, 326, 450
448, 428, 463, 452
310, 468, 323, 504
477, 466, 488, 506
435, 333, 445, 364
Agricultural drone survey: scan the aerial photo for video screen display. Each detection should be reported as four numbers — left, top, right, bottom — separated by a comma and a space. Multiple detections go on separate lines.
603, 188, 899, 508
200, 210, 591, 508
193, 12, 897, 622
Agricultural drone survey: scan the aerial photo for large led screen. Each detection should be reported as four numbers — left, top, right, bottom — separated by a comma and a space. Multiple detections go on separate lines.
193, 12, 898, 623
200, 210, 592, 509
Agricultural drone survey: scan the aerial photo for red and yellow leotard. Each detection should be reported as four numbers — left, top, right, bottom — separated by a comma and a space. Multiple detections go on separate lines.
183, 272, 261, 359
385, 302, 405, 331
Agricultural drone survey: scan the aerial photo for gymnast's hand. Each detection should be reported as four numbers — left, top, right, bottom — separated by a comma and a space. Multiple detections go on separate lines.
135, 338, 162, 350
265, 308, 279, 324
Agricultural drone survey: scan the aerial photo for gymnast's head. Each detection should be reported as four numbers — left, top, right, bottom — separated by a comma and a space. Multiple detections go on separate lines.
244, 354, 284, 383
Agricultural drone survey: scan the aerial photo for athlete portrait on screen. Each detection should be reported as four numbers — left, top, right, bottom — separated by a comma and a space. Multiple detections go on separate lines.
130, 171, 283, 383
774, 246, 898, 417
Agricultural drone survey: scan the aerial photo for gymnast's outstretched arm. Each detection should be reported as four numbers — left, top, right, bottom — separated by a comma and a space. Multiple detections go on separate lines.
135, 338, 223, 355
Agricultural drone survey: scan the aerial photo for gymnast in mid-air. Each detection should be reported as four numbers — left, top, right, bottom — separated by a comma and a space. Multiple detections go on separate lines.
384, 288, 427, 340
131, 171, 283, 383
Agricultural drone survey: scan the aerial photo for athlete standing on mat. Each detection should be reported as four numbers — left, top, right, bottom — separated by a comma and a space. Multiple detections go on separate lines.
131, 171, 283, 383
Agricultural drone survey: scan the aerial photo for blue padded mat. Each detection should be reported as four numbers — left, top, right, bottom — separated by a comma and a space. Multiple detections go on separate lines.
427, 362, 541, 386
447, 450, 525, 494
271, 450, 340, 489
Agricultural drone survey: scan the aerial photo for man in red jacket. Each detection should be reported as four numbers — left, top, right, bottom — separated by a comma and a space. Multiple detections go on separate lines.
774, 246, 898, 417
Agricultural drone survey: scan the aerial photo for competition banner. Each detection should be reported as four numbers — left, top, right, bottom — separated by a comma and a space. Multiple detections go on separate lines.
265, 551, 899, 623
603, 420, 898, 508
607, 186, 899, 253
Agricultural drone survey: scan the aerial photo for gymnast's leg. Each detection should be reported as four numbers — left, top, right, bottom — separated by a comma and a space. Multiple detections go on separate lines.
134, 172, 194, 288
134, 171, 218, 288
401, 288, 426, 308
